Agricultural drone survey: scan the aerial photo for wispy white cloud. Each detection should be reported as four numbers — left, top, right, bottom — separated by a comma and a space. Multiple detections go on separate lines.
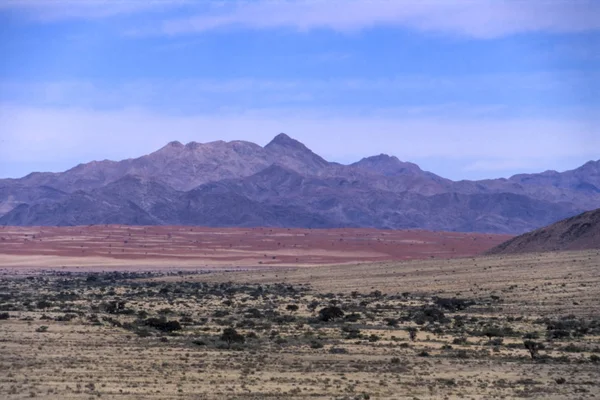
160, 0, 600, 38
0, 0, 164, 21
4, 1, 599, 38
0, 0, 178, 20
2, 70, 596, 112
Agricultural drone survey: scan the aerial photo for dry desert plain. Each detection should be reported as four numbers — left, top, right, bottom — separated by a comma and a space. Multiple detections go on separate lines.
0, 226, 599, 399
0, 225, 510, 271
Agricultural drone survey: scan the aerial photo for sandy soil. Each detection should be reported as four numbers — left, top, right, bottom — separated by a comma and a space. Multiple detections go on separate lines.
0, 225, 511, 271
1, 250, 598, 399
190, 249, 600, 318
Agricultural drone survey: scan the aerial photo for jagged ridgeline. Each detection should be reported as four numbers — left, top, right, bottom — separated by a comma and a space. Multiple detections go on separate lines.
1, 133, 599, 233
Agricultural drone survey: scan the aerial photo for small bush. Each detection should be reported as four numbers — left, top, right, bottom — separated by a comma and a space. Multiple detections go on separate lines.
523, 332, 539, 339
36, 300, 52, 309
143, 318, 182, 332
411, 308, 448, 325
562, 343, 585, 353
318, 306, 344, 322
452, 337, 468, 345
407, 327, 418, 341
344, 313, 361, 322
486, 338, 504, 346
434, 297, 475, 312
523, 340, 545, 359
329, 347, 348, 354
368, 334, 380, 342
455, 350, 469, 359
213, 310, 230, 318
286, 304, 299, 313
342, 326, 362, 339
246, 331, 258, 339
547, 329, 570, 340
220, 327, 245, 348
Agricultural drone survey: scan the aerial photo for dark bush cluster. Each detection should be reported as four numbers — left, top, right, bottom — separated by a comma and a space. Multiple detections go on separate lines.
143, 317, 182, 332
318, 306, 344, 322
221, 327, 245, 348
405, 307, 449, 325
543, 316, 600, 339
434, 297, 475, 312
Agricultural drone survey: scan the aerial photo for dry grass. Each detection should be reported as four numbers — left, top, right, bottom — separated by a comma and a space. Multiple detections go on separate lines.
0, 250, 599, 399
188, 250, 600, 317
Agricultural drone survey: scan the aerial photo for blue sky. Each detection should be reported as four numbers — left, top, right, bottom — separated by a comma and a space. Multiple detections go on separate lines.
1, 0, 599, 180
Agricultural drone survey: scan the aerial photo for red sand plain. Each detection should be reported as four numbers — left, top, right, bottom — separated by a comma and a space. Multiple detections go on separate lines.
0, 225, 512, 271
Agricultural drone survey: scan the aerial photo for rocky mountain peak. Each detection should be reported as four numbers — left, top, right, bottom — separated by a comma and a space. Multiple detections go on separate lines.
265, 133, 304, 149
184, 141, 202, 150
578, 160, 600, 172
167, 141, 183, 148
263, 133, 329, 175
352, 154, 422, 176
154, 140, 186, 156
370, 154, 398, 161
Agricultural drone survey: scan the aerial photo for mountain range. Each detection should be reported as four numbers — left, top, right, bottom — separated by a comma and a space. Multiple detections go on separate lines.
1, 133, 599, 233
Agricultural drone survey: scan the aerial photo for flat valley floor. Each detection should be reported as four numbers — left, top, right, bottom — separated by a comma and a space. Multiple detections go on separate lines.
0, 229, 598, 399
0, 225, 510, 271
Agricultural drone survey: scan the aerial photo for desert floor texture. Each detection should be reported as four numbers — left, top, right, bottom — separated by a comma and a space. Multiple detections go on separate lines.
0, 225, 510, 271
0, 227, 598, 399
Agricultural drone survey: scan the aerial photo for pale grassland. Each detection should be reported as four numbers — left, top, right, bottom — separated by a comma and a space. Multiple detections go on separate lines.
0, 250, 599, 399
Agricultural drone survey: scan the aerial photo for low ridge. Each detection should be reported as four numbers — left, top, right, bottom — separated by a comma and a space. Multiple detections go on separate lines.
487, 208, 600, 254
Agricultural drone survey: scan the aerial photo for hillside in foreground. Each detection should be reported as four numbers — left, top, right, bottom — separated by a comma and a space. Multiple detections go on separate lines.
487, 208, 600, 255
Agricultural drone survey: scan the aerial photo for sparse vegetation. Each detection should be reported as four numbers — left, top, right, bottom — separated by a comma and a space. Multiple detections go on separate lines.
0, 250, 599, 399
523, 340, 545, 359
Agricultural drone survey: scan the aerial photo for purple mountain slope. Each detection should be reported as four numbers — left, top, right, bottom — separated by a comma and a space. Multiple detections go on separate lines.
0, 133, 598, 233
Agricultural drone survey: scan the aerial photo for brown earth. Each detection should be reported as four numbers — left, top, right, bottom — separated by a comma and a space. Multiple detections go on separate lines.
0, 225, 511, 271
488, 208, 600, 255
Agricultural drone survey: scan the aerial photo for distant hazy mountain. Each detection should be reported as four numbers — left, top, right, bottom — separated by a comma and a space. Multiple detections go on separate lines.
1, 133, 598, 233
487, 208, 600, 254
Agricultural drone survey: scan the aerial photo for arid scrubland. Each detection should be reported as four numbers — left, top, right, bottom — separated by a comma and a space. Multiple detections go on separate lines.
1, 250, 599, 399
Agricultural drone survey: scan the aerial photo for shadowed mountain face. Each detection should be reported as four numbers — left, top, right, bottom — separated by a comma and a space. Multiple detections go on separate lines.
1, 133, 599, 233
487, 208, 600, 254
